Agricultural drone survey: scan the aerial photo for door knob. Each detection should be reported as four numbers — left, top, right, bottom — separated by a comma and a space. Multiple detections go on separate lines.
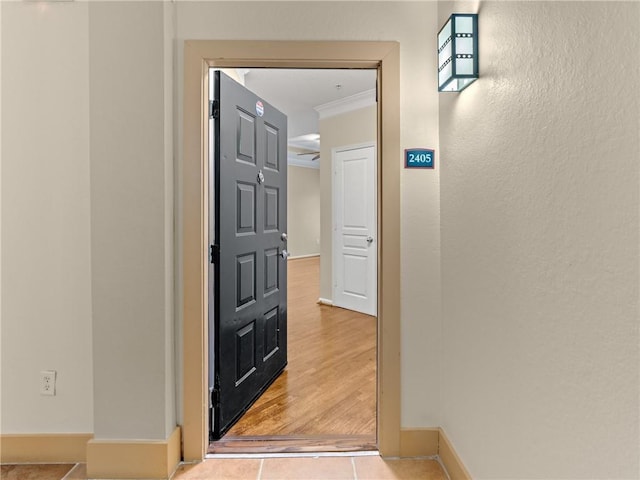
280, 249, 290, 259
281, 232, 288, 242
366, 236, 374, 244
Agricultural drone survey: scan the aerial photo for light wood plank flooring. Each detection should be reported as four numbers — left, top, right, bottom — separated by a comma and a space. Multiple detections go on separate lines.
211, 256, 376, 452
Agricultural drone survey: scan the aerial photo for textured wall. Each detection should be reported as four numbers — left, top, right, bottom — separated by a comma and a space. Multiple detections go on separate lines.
439, 1, 640, 478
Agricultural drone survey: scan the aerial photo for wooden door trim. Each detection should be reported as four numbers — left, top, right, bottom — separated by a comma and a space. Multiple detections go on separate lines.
182, 40, 401, 461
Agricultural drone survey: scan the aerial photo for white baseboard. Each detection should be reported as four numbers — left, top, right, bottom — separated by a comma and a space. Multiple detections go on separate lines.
317, 297, 334, 306
289, 253, 320, 260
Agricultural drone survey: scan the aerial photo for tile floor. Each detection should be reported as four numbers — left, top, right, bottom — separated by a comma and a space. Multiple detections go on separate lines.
1, 455, 448, 480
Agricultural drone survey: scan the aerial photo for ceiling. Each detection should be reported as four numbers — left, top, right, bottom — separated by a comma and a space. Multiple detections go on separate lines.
243, 68, 376, 118
241, 68, 377, 165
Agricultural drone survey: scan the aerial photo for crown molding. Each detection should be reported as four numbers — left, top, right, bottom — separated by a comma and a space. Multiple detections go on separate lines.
288, 154, 320, 169
314, 89, 376, 120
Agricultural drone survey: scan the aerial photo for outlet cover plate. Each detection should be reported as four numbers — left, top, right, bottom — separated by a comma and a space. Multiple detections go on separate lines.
40, 370, 56, 396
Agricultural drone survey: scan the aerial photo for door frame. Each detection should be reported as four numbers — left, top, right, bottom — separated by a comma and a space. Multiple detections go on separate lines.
182, 40, 401, 461
332, 142, 377, 316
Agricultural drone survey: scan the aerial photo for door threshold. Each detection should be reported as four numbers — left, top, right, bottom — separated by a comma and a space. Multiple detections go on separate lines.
208, 434, 377, 455
206, 450, 380, 459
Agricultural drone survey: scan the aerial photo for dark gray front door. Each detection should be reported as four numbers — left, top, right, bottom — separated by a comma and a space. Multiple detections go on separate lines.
211, 71, 288, 439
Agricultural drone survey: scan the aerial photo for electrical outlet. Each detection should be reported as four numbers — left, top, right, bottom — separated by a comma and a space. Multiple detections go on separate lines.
40, 370, 56, 396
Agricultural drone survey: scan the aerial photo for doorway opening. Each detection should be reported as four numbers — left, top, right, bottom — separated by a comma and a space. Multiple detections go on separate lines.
182, 40, 401, 462
207, 68, 378, 453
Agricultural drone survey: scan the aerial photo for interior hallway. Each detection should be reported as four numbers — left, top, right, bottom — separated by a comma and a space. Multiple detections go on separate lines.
1, 456, 448, 480
213, 256, 377, 451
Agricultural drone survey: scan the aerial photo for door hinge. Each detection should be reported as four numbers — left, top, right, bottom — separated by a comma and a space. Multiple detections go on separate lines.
208, 386, 216, 441
210, 244, 220, 264
210, 387, 220, 408
209, 100, 220, 119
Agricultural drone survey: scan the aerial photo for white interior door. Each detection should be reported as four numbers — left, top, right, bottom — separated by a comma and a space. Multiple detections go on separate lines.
333, 144, 377, 316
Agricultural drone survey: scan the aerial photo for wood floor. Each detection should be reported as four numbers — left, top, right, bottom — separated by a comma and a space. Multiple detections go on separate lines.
210, 256, 377, 453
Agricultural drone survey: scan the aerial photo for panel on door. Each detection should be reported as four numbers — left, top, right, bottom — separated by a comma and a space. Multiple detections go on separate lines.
211, 71, 288, 439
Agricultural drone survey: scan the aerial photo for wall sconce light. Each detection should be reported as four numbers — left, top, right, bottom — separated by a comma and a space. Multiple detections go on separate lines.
438, 14, 479, 92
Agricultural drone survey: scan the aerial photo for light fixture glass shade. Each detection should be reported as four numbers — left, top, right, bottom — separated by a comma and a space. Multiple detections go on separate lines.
438, 14, 479, 92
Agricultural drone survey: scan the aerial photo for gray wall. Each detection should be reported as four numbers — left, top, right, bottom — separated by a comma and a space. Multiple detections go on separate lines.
1, 1, 93, 433
89, 2, 175, 440
1, 1, 175, 440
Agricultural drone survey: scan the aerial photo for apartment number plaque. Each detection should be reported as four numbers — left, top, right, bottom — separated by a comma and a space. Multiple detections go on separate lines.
405, 148, 435, 169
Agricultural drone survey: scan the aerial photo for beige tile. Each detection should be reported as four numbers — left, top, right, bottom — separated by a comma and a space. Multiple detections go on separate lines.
63, 463, 87, 479
261, 457, 354, 480
354, 457, 448, 480
171, 459, 262, 480
1, 464, 74, 480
